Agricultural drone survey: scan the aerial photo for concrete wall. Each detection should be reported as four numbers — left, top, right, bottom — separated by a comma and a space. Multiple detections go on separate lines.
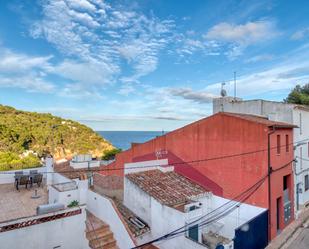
293, 109, 309, 208
70, 160, 100, 169
0, 207, 89, 249
213, 98, 294, 123
86, 190, 135, 249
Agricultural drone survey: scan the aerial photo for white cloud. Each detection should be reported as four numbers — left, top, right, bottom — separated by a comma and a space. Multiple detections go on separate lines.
117, 84, 135, 96
291, 27, 309, 40
204, 21, 277, 45
0, 49, 52, 73
245, 54, 274, 63
65, 0, 97, 12
53, 59, 118, 86
204, 44, 309, 98
0, 48, 55, 92
30, 0, 174, 88
168, 87, 218, 103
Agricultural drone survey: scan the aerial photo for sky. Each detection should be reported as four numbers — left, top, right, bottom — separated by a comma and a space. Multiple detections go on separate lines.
0, 0, 309, 131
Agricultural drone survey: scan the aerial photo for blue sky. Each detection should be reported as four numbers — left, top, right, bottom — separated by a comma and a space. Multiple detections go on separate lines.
0, 0, 309, 131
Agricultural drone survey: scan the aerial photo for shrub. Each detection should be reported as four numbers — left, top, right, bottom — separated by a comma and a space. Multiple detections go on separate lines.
68, 200, 79, 208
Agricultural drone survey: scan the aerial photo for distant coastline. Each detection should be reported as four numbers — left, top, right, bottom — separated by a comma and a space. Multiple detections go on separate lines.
97, 131, 165, 150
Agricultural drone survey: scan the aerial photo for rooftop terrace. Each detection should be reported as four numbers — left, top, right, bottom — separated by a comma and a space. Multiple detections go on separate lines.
0, 184, 48, 223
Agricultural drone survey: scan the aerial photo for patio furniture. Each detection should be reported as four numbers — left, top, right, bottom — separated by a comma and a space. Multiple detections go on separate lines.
15, 175, 30, 190
31, 174, 43, 187
14, 171, 24, 184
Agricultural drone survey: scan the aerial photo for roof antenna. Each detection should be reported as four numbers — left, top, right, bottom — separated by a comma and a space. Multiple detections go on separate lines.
234, 71, 237, 100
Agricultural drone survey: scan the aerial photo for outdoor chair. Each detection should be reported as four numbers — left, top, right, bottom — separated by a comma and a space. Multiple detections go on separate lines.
15, 175, 29, 190
31, 174, 43, 187
14, 171, 24, 184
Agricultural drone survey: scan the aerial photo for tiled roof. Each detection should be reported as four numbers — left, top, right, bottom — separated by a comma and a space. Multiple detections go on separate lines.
126, 170, 207, 207
221, 112, 297, 128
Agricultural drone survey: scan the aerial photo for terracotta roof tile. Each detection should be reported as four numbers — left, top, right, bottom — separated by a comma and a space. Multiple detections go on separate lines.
126, 170, 207, 207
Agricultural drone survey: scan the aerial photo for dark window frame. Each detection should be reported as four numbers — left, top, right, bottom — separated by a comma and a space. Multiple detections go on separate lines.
305, 175, 309, 192
277, 134, 281, 154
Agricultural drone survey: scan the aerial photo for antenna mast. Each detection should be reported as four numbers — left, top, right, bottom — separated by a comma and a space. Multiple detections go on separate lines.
234, 71, 237, 100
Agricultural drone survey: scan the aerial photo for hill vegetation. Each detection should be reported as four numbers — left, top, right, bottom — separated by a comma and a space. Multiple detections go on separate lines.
284, 84, 309, 105
0, 104, 114, 170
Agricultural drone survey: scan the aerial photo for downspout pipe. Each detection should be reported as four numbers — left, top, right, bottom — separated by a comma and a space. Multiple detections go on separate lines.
268, 126, 276, 241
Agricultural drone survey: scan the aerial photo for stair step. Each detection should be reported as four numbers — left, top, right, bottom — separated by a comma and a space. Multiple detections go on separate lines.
86, 228, 113, 241
89, 237, 116, 249
86, 226, 109, 238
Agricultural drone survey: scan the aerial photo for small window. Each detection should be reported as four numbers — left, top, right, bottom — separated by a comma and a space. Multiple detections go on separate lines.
286, 135, 289, 152
187, 224, 199, 242
277, 135, 281, 154
283, 175, 288, 190
305, 175, 309, 192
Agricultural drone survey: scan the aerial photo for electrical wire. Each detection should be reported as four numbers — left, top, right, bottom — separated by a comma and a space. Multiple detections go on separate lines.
1, 137, 307, 176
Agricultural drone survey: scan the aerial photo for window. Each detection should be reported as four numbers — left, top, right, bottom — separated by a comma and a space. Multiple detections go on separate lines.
286, 135, 289, 152
305, 175, 309, 192
187, 224, 199, 242
277, 135, 281, 154
308, 142, 309, 157
283, 175, 288, 190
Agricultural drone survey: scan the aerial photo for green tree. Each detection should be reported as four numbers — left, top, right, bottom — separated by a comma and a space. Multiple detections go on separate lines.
284, 84, 309, 105
102, 148, 122, 160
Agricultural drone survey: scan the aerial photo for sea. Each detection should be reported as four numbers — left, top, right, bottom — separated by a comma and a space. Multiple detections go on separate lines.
97, 131, 165, 150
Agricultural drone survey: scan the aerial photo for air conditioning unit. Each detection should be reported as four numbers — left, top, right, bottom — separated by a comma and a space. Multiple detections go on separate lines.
184, 202, 202, 213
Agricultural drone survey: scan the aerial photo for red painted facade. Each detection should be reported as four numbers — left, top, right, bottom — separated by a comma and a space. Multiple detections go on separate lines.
101, 112, 295, 240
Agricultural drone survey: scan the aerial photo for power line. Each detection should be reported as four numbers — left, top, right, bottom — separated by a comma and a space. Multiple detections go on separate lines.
0, 137, 305, 175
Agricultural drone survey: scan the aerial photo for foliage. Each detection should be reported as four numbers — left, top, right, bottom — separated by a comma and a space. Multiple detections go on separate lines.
284, 84, 309, 105
102, 148, 122, 160
67, 200, 79, 208
0, 152, 41, 171
0, 104, 114, 162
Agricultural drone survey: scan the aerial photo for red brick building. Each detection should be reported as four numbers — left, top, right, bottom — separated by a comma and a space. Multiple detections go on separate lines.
101, 112, 296, 240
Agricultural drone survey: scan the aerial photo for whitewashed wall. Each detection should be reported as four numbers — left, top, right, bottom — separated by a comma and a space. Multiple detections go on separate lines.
293, 109, 309, 208
48, 186, 79, 206
86, 190, 135, 249
0, 207, 89, 249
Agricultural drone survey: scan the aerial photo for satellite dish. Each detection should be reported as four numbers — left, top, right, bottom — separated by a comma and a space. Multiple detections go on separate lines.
221, 89, 227, 97
220, 82, 227, 97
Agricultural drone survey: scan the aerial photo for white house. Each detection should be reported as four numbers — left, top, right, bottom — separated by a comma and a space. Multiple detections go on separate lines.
123, 159, 268, 249
213, 97, 309, 214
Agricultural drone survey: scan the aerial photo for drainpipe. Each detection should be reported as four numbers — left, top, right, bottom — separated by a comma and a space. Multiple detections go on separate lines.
268, 126, 276, 241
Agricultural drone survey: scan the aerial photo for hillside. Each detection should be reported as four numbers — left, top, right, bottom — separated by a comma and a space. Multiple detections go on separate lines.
0, 105, 114, 161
